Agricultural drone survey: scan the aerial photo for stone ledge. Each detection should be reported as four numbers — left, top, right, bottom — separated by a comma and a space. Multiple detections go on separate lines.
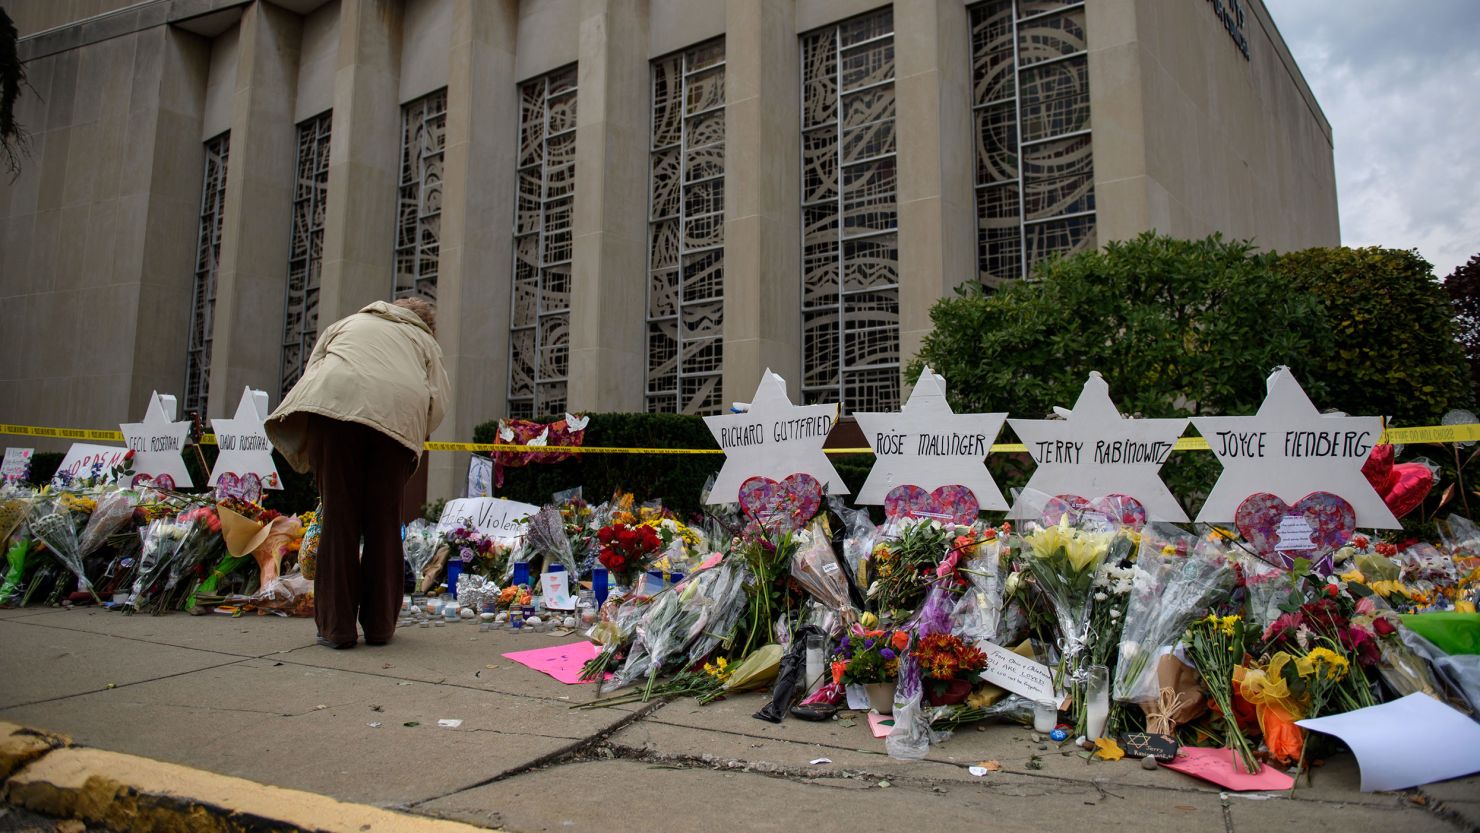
2, 736, 495, 833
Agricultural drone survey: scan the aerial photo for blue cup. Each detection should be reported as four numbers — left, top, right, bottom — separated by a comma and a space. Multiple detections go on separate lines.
511, 561, 530, 588
446, 559, 463, 598
593, 568, 609, 608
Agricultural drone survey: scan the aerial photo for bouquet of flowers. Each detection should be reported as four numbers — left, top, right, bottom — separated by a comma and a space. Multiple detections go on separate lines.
1114, 526, 1234, 704
297, 507, 321, 580
790, 527, 854, 624
0, 485, 34, 543
127, 517, 189, 610
832, 627, 909, 685
949, 528, 1008, 645
27, 493, 97, 601
866, 519, 963, 619
1017, 512, 1113, 694
78, 489, 140, 557
913, 632, 987, 705
153, 505, 225, 612
1185, 613, 1259, 773
596, 521, 662, 589
446, 524, 509, 580
524, 506, 580, 576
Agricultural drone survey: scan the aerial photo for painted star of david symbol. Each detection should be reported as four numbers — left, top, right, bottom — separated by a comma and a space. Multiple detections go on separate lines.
1007, 372, 1189, 521
120, 391, 194, 488
208, 387, 281, 491
703, 370, 846, 504
1192, 367, 1398, 528
852, 366, 1008, 510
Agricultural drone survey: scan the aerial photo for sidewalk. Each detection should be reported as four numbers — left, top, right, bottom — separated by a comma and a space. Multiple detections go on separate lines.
1, 605, 1476, 833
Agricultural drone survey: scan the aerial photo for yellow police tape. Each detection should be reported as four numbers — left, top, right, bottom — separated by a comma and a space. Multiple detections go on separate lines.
5, 420, 1480, 455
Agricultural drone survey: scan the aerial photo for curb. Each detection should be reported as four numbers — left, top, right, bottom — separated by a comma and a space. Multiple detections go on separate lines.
0, 722, 496, 832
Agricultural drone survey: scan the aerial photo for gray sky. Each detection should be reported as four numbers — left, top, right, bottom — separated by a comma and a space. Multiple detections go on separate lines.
1264, 0, 1480, 278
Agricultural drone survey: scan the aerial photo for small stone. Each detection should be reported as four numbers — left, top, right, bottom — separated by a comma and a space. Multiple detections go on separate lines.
1141, 756, 1158, 770
563, 615, 577, 628
1031, 734, 1043, 743
1038, 744, 1047, 751
459, 607, 475, 619
480, 612, 496, 622
527, 615, 543, 626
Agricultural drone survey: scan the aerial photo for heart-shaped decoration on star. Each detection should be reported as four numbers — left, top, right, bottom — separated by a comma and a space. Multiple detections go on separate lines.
132, 473, 176, 491
1235, 491, 1355, 572
739, 473, 823, 533
1041, 493, 1148, 531
884, 484, 980, 525
214, 472, 263, 505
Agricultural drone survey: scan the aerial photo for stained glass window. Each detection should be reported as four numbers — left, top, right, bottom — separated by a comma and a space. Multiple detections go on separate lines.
280, 111, 331, 397
647, 39, 725, 415
971, 0, 1096, 286
394, 89, 447, 302
800, 8, 899, 413
184, 132, 230, 417
508, 66, 577, 419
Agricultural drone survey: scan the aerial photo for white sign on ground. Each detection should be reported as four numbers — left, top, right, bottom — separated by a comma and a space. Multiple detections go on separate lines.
436, 497, 540, 540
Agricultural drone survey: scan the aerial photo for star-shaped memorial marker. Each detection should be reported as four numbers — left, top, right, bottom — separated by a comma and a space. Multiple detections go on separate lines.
853, 366, 1008, 509
703, 370, 846, 504
1192, 366, 1399, 528
1007, 372, 1189, 521
209, 387, 281, 491
120, 391, 193, 488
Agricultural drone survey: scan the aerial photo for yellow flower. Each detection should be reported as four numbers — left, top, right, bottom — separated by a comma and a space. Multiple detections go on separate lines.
1063, 531, 1110, 573
1367, 580, 1412, 600
1457, 600, 1476, 614
1027, 520, 1073, 561
1295, 647, 1348, 681
1218, 615, 1241, 637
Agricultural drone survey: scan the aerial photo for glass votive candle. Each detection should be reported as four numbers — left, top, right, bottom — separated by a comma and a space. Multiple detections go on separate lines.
1033, 698, 1059, 733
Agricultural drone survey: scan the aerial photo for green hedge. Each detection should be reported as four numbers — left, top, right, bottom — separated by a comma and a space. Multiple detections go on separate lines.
475, 413, 872, 518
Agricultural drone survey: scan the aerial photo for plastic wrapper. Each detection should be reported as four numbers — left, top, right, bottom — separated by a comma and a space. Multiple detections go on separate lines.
525, 506, 579, 576
27, 494, 93, 595
887, 584, 956, 760
1240, 552, 1289, 631
1396, 542, 1457, 596
1400, 627, 1480, 714
1013, 493, 1117, 680
755, 625, 821, 722
829, 496, 877, 577
950, 537, 1006, 645
929, 694, 1034, 731
299, 508, 322, 580
791, 524, 853, 622
0, 487, 36, 543
231, 571, 315, 616
1113, 525, 1233, 703
78, 490, 139, 556
683, 559, 749, 667
403, 519, 443, 580
456, 574, 501, 611
610, 559, 743, 696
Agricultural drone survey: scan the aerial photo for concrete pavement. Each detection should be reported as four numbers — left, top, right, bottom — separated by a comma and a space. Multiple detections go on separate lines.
1, 605, 1475, 833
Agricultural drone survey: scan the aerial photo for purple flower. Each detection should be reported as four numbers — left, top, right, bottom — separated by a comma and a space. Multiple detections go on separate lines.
864, 639, 875, 650
880, 648, 896, 661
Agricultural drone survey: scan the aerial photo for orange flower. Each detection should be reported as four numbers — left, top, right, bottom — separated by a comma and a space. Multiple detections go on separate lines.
891, 631, 910, 651
831, 660, 847, 685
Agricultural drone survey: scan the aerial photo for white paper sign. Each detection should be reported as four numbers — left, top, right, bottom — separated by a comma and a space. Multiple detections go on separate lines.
53, 443, 129, 485
1192, 367, 1399, 528
466, 455, 493, 498
1007, 372, 1190, 521
845, 683, 871, 710
1274, 515, 1316, 551
208, 387, 282, 491
978, 641, 1056, 702
852, 366, 1009, 510
1297, 693, 1480, 791
702, 370, 847, 504
1, 448, 33, 483
540, 570, 575, 610
436, 497, 539, 540
120, 391, 194, 488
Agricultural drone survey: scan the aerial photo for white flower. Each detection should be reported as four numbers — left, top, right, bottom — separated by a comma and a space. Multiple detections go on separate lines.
1094, 592, 1108, 602
1109, 608, 1121, 619
1120, 640, 1140, 659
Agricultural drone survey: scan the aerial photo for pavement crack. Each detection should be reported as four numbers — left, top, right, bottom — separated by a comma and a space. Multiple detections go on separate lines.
0, 657, 253, 711
0, 617, 285, 660
1410, 787, 1480, 832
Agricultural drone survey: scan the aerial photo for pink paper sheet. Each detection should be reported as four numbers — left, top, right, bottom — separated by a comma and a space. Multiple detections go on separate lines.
1162, 747, 1294, 792
868, 711, 895, 739
503, 641, 604, 685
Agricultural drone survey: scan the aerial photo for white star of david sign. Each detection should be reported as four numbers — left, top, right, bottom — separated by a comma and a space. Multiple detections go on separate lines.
120, 391, 193, 488
208, 387, 281, 491
702, 370, 846, 504
1007, 372, 1189, 521
1192, 367, 1398, 528
853, 366, 1008, 509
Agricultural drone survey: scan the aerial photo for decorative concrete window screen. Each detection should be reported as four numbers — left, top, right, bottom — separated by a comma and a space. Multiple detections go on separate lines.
184, 132, 230, 418
508, 66, 578, 419
393, 89, 447, 302
646, 38, 726, 416
970, 0, 1096, 286
800, 8, 901, 414
280, 111, 332, 398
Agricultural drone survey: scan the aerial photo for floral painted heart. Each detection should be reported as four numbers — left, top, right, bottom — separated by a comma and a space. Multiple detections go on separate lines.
215, 472, 263, 504
884, 485, 980, 525
739, 473, 823, 533
132, 473, 175, 490
1234, 492, 1355, 573
1041, 494, 1147, 531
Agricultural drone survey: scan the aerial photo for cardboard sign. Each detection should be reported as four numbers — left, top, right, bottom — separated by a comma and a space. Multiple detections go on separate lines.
1, 448, 32, 483
540, 569, 575, 610
436, 497, 539, 540
466, 455, 492, 498
208, 387, 281, 491
120, 391, 193, 488
1007, 373, 1189, 522
853, 367, 1008, 511
1118, 732, 1179, 762
1192, 367, 1399, 528
702, 370, 847, 504
53, 443, 129, 485
977, 641, 1056, 702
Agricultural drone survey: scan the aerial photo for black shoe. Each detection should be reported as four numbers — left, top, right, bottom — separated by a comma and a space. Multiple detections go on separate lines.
316, 635, 356, 649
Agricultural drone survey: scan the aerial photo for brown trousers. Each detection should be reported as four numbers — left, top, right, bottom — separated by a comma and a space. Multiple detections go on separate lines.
306, 415, 417, 644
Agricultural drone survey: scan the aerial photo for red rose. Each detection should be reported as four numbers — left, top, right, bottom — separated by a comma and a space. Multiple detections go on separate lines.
597, 527, 614, 544
1373, 617, 1397, 636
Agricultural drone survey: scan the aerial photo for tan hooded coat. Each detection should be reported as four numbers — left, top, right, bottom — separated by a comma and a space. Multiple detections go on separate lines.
266, 301, 451, 473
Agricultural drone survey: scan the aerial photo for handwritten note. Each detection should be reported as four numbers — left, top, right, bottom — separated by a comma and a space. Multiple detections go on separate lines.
977, 641, 1055, 702
540, 569, 574, 611
437, 497, 539, 540
1, 448, 32, 483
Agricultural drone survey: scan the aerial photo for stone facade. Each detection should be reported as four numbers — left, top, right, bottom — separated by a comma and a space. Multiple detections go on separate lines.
0, 0, 1337, 500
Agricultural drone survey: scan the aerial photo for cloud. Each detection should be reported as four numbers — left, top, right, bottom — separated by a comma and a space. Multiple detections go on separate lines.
1265, 0, 1480, 277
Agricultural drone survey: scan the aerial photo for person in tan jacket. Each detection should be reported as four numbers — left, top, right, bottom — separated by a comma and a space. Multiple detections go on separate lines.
267, 298, 451, 648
